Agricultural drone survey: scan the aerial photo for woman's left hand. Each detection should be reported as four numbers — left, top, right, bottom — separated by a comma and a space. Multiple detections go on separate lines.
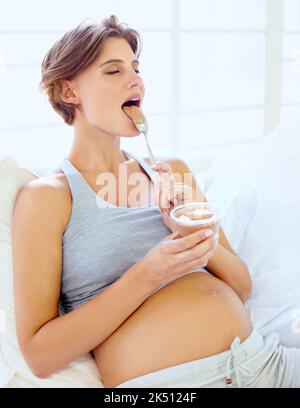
152, 161, 194, 213
151, 161, 195, 228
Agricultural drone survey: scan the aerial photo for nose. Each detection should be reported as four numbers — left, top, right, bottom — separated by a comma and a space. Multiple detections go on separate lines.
125, 71, 143, 89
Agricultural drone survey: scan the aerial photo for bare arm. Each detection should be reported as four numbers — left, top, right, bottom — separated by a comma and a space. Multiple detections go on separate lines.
204, 244, 251, 303
12, 181, 155, 379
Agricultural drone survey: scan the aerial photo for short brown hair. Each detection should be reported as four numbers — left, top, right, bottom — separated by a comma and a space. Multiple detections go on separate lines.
39, 15, 142, 125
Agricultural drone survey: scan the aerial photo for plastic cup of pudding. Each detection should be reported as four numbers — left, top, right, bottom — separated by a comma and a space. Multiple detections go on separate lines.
170, 201, 222, 237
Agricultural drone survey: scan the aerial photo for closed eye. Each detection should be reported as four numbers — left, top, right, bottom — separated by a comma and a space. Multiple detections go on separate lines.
106, 69, 141, 75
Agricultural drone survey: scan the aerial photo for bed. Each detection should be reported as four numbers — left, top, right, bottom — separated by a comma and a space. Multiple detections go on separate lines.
1, 118, 299, 387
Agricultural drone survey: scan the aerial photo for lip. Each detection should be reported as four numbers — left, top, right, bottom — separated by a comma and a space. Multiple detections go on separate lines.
121, 94, 143, 122
122, 93, 142, 107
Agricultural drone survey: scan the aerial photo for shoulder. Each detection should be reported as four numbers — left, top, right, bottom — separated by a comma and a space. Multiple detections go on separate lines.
14, 171, 71, 233
145, 156, 206, 202
165, 158, 191, 174
143, 157, 191, 175
16, 171, 69, 202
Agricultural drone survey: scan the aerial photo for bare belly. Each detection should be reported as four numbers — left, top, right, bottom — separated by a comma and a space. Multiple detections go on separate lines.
92, 272, 253, 387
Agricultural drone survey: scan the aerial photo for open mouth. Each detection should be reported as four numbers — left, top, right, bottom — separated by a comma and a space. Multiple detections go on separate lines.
121, 98, 141, 119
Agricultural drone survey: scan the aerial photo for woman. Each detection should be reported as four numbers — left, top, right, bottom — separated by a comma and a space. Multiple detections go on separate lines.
12, 15, 300, 388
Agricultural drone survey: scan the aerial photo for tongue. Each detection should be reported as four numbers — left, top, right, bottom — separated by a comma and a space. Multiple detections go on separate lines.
122, 105, 145, 125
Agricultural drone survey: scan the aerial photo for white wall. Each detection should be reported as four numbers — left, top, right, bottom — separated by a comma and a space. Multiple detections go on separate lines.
0, 0, 299, 168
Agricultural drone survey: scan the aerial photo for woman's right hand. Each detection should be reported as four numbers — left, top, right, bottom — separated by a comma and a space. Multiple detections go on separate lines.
139, 228, 218, 289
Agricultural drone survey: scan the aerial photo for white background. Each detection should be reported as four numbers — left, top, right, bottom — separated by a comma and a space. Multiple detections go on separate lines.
0, 0, 299, 167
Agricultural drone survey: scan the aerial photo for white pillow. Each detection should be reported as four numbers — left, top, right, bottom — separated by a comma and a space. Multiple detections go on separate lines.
205, 167, 258, 255
0, 156, 103, 388
205, 121, 300, 347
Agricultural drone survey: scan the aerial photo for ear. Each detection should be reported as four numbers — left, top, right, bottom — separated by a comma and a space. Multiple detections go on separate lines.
60, 80, 80, 105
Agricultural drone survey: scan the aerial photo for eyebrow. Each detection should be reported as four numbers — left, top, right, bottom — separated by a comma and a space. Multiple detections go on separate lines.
98, 58, 139, 67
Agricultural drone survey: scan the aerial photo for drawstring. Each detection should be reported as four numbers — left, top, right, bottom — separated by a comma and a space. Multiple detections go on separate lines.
225, 337, 254, 387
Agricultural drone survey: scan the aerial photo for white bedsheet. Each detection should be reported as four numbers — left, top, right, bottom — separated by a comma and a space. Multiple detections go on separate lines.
0, 353, 14, 388
205, 117, 300, 347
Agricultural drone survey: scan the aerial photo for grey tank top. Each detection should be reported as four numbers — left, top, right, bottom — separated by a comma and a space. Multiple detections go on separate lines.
59, 150, 208, 313
59, 150, 172, 312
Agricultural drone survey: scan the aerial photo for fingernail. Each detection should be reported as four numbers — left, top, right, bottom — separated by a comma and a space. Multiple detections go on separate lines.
204, 230, 213, 237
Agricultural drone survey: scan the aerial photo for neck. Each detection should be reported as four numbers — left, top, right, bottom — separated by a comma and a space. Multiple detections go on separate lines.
68, 123, 128, 173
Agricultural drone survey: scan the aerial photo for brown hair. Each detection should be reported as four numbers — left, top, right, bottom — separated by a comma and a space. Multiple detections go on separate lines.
39, 15, 142, 125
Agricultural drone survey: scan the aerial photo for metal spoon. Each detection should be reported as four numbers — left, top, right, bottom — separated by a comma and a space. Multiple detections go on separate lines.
123, 106, 157, 165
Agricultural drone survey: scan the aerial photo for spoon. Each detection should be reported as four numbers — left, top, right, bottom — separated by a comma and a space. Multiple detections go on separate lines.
122, 106, 157, 166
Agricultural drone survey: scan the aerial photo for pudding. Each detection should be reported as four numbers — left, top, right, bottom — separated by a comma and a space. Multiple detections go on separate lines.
170, 201, 221, 236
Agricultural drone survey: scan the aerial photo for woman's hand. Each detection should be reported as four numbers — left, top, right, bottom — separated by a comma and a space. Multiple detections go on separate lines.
139, 228, 219, 289
152, 161, 195, 217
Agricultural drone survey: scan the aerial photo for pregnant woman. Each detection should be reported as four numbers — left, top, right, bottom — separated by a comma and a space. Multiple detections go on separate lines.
12, 16, 300, 388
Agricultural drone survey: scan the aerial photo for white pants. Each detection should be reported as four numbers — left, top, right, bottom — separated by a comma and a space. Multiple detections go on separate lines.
115, 329, 300, 388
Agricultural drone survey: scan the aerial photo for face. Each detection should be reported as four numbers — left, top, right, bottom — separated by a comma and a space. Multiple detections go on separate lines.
67, 37, 145, 137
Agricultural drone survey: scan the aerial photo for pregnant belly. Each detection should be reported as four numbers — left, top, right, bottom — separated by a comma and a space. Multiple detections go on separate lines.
93, 272, 253, 387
